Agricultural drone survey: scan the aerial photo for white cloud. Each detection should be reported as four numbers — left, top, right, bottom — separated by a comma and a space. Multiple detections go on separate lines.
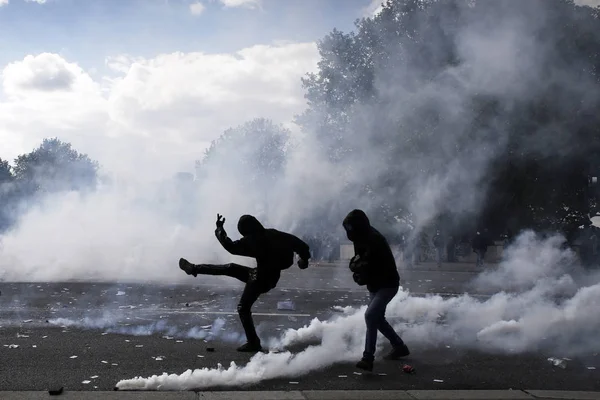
574, 0, 600, 7
0, 42, 319, 178
0, 0, 8, 7
362, 0, 386, 17
218, 0, 261, 10
189, 1, 205, 15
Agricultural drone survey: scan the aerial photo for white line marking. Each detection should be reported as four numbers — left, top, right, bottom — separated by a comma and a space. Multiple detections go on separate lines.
166, 310, 312, 317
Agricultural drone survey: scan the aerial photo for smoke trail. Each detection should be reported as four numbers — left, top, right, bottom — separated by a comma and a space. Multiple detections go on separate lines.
115, 232, 600, 390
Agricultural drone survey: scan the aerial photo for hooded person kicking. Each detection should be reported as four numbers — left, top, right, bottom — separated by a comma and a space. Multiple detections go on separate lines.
179, 213, 311, 352
343, 209, 410, 372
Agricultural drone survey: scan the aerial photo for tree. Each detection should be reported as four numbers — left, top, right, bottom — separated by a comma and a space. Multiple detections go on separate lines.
13, 138, 99, 195
195, 118, 290, 184
0, 158, 13, 184
296, 0, 600, 239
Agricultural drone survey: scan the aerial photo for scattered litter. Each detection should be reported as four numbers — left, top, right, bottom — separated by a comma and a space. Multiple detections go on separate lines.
338, 375, 347, 378
288, 316, 297, 322
201, 325, 212, 329
70, 356, 78, 359
135, 345, 143, 348
587, 367, 596, 370
125, 340, 130, 343
17, 333, 29, 338
434, 379, 444, 383
289, 381, 299, 384
403, 364, 415, 374
353, 372, 362, 375
101, 333, 108, 336
116, 291, 125, 296
176, 340, 183, 343
32, 345, 37, 348
48, 386, 63, 396
5, 344, 19, 348
42, 336, 48, 339
153, 356, 164, 361
277, 301, 295, 311
197, 355, 205, 358
91, 376, 99, 379
163, 336, 173, 340
22, 320, 33, 323
111, 363, 118, 366
101, 361, 108, 364
82, 380, 91, 384
548, 357, 567, 369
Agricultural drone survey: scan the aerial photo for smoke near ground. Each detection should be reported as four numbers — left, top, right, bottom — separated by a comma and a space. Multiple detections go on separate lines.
114, 231, 600, 390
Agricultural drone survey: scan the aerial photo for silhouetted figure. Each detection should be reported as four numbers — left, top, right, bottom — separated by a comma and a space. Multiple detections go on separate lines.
343, 209, 410, 372
472, 231, 488, 268
179, 214, 311, 352
432, 230, 444, 267
446, 235, 456, 262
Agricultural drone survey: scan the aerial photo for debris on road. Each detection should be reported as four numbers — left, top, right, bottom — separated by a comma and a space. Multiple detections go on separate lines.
277, 301, 295, 311
48, 386, 63, 396
434, 379, 444, 383
403, 364, 415, 374
548, 357, 567, 369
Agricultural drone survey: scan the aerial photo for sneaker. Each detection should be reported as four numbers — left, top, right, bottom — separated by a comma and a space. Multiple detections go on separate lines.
179, 258, 197, 277
356, 358, 373, 372
383, 344, 410, 360
236, 342, 262, 352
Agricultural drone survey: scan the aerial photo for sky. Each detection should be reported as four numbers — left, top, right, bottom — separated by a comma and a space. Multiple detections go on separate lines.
0, 0, 385, 179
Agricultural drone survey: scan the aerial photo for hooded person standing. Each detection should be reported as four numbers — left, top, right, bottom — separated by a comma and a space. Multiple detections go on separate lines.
179, 214, 311, 352
343, 209, 410, 372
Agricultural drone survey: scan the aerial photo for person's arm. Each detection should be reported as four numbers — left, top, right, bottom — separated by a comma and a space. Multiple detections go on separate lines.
214, 226, 256, 258
283, 232, 311, 261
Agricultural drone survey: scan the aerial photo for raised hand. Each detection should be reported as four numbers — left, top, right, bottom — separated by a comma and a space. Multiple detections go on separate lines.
216, 213, 226, 229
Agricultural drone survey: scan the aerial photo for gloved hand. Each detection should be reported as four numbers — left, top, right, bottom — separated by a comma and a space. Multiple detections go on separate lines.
216, 214, 226, 229
297, 258, 309, 270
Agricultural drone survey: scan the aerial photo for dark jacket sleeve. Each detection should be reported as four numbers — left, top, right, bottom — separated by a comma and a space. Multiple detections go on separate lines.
215, 227, 257, 258
281, 232, 311, 261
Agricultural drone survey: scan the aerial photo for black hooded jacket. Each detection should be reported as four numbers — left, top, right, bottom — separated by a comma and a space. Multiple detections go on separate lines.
343, 209, 400, 292
215, 215, 311, 284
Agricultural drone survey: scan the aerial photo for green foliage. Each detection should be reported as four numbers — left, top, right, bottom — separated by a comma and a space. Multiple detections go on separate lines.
12, 138, 99, 194
297, 0, 600, 237
195, 118, 290, 185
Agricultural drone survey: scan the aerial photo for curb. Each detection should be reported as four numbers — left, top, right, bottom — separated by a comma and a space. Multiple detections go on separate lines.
0, 390, 598, 400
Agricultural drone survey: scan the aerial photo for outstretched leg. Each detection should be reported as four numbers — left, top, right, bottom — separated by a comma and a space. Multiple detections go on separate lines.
179, 258, 252, 283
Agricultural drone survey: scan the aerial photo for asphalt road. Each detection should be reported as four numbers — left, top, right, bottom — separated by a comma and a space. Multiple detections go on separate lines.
0, 263, 598, 392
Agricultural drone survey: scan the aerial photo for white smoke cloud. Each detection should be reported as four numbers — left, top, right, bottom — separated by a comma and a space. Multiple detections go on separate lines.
115, 232, 600, 390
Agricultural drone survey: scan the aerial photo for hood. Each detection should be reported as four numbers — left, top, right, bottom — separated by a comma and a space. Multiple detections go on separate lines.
237, 214, 265, 237
343, 209, 371, 242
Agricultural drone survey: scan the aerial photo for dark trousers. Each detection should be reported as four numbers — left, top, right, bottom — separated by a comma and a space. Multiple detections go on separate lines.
363, 287, 405, 361
194, 263, 274, 345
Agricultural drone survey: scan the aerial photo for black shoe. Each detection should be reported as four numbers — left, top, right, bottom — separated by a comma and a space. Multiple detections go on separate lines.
356, 358, 373, 372
179, 258, 197, 277
383, 344, 410, 360
236, 342, 262, 352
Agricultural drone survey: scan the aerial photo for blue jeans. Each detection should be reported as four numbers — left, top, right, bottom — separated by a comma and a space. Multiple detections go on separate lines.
363, 287, 404, 361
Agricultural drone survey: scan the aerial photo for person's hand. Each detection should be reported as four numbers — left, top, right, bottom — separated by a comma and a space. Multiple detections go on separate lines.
216, 214, 226, 229
298, 258, 309, 270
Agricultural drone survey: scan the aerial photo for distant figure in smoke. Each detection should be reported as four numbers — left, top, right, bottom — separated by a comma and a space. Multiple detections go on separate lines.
472, 231, 488, 268
432, 230, 444, 267
343, 209, 410, 372
179, 214, 311, 352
